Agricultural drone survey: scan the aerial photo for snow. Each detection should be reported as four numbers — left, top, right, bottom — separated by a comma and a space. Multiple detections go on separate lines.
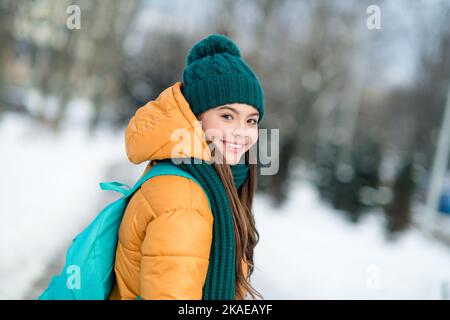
252, 182, 450, 299
1, 112, 449, 300
0, 112, 143, 299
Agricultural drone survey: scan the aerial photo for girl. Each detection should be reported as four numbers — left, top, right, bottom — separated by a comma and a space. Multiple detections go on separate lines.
109, 34, 265, 300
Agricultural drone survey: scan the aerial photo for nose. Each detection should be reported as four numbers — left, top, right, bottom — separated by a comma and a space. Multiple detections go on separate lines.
230, 123, 248, 143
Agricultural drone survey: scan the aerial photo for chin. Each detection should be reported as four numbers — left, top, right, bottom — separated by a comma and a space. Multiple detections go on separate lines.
212, 143, 247, 165
225, 158, 240, 165
223, 152, 246, 165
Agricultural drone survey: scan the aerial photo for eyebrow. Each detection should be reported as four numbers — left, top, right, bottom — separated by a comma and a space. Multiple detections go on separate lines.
217, 105, 260, 118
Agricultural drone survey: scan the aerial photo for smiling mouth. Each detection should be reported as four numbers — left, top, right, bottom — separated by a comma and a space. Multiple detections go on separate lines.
220, 139, 246, 153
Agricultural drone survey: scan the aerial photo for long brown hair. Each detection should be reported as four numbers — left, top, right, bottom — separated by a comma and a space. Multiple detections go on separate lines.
212, 150, 264, 300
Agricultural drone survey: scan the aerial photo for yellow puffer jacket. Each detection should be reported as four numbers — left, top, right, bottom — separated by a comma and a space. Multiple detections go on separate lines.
109, 82, 248, 300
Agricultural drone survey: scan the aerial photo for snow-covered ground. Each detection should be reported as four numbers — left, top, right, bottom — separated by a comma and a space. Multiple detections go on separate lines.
0, 112, 144, 299
252, 183, 450, 299
1, 112, 449, 300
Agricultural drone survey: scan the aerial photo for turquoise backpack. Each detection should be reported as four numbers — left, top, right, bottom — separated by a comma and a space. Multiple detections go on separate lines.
38, 161, 206, 300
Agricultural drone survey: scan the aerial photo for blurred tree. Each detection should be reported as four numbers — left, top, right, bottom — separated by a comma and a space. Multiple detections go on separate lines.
384, 157, 416, 237
0, 0, 19, 117
80, 0, 141, 134
409, 1, 450, 167
3, 0, 448, 217
117, 31, 195, 126
317, 134, 382, 222
256, 0, 370, 205
8, 0, 141, 132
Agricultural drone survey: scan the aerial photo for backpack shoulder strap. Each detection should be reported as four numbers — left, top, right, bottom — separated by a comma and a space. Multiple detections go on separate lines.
129, 161, 209, 207
100, 161, 210, 208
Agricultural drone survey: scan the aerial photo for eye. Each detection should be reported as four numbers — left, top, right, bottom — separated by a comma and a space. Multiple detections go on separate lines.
248, 118, 258, 125
221, 114, 233, 120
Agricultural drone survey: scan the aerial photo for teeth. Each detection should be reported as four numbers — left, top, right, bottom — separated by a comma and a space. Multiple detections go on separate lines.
225, 142, 243, 149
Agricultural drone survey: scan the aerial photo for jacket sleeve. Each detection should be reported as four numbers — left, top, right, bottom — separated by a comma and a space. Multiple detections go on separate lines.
139, 178, 214, 299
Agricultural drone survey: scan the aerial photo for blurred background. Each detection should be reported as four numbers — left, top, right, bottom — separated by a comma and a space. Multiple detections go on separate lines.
1, 0, 450, 299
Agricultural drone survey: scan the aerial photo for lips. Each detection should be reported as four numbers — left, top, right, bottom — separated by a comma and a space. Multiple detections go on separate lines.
221, 139, 246, 153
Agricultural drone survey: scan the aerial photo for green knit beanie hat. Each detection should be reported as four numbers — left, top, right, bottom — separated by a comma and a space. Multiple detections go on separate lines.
182, 34, 264, 123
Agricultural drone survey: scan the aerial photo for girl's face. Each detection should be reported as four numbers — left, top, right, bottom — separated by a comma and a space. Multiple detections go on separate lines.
198, 103, 259, 165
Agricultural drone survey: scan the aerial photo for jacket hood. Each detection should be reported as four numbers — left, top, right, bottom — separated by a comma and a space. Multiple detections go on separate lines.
125, 82, 212, 168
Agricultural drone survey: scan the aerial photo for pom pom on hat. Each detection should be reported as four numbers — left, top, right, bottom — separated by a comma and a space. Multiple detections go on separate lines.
186, 34, 241, 65
182, 34, 265, 123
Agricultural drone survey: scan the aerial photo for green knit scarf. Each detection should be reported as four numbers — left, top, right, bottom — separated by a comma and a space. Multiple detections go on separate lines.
164, 158, 248, 300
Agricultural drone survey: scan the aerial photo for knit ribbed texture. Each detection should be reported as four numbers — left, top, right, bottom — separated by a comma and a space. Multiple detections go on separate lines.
182, 34, 264, 123
230, 162, 249, 190
170, 159, 236, 299
159, 159, 249, 300
172, 33, 257, 300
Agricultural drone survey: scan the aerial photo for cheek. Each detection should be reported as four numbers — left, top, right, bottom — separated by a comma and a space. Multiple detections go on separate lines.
247, 129, 259, 147
201, 118, 227, 142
